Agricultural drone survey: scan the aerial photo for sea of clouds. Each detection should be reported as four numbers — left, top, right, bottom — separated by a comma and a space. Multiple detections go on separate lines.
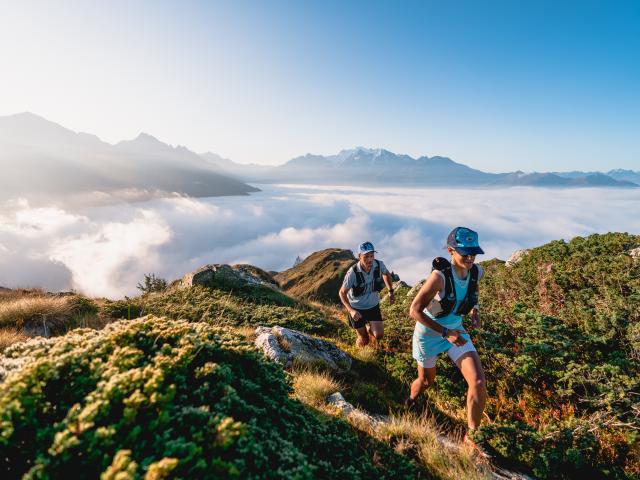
1, 185, 639, 298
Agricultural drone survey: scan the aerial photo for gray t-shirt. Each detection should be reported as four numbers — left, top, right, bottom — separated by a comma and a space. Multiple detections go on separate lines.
342, 260, 389, 310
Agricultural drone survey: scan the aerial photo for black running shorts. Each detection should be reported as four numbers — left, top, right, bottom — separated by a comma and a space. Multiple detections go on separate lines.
348, 304, 383, 329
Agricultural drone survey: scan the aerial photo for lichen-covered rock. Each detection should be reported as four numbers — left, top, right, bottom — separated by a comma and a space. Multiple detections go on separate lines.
505, 249, 530, 267
255, 325, 352, 371
181, 264, 280, 290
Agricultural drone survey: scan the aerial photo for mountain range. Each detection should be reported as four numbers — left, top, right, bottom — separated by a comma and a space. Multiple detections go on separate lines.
206, 146, 639, 188
0, 113, 637, 203
0, 112, 258, 201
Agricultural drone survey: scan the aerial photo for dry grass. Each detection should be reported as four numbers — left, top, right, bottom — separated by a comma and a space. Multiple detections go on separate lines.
0, 328, 29, 352
0, 291, 105, 334
0, 295, 75, 328
228, 325, 258, 342
273, 330, 291, 352
377, 415, 491, 480
343, 343, 378, 364
291, 369, 341, 408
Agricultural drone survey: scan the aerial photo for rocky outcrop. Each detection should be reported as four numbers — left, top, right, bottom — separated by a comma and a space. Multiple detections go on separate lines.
181, 264, 279, 290
254, 325, 352, 371
628, 247, 640, 260
505, 249, 530, 267
231, 264, 278, 286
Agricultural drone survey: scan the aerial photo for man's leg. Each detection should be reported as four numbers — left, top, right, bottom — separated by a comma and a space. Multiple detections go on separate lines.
369, 321, 384, 341
456, 351, 487, 430
355, 326, 370, 347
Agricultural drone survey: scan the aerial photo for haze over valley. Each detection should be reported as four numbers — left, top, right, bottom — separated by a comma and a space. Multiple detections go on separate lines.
1, 112, 638, 210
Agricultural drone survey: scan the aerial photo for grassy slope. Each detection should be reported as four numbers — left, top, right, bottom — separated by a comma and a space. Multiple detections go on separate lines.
274, 248, 356, 304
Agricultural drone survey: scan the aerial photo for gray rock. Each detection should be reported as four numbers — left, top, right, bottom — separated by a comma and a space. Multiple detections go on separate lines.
505, 249, 530, 267
326, 392, 386, 427
181, 264, 279, 290
628, 247, 640, 259
255, 326, 352, 371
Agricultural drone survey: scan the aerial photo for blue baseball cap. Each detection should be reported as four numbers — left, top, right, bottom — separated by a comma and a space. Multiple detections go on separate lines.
357, 241, 377, 255
447, 227, 484, 255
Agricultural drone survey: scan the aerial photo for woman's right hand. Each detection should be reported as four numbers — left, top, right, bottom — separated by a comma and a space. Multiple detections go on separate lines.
446, 329, 468, 346
350, 309, 362, 322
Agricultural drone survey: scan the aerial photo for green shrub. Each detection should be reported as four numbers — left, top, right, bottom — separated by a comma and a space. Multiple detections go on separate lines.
100, 299, 144, 320
0, 316, 417, 479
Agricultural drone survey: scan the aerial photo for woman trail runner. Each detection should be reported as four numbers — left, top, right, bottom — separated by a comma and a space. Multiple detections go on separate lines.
406, 227, 491, 456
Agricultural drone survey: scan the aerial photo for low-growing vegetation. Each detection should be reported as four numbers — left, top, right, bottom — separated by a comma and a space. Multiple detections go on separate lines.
137, 284, 337, 335
289, 367, 490, 480
378, 232, 640, 479
0, 232, 637, 478
0, 329, 28, 353
0, 316, 418, 479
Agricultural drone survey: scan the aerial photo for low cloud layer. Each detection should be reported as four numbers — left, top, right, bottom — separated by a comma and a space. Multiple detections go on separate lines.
1, 186, 639, 298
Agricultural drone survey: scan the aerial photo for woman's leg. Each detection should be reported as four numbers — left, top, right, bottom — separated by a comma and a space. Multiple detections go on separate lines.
409, 363, 436, 400
455, 351, 486, 429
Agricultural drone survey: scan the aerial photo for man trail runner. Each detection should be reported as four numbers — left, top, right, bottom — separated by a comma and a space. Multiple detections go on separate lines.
339, 241, 395, 347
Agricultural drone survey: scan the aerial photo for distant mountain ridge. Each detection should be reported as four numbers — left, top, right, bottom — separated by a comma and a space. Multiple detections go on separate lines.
1, 113, 636, 197
0, 112, 258, 201
212, 146, 638, 188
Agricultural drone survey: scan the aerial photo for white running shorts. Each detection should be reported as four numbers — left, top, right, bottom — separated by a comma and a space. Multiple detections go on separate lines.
414, 339, 477, 369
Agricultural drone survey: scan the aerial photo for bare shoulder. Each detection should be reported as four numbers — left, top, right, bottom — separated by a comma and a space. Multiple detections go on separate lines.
422, 270, 444, 291
412, 271, 444, 307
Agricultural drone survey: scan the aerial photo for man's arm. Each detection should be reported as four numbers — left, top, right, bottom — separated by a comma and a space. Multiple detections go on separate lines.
382, 271, 395, 305
339, 286, 361, 322
409, 272, 467, 346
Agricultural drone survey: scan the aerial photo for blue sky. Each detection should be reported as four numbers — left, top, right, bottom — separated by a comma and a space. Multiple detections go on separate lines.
1, 0, 638, 171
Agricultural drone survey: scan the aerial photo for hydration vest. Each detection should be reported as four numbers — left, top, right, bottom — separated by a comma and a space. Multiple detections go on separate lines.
350, 260, 384, 297
430, 257, 478, 318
